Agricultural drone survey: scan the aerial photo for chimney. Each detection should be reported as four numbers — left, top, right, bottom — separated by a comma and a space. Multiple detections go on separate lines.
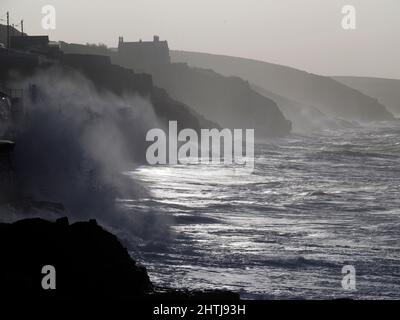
153, 35, 159, 42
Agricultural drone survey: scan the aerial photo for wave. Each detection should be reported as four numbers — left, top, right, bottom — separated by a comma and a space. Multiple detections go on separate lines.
3, 67, 173, 242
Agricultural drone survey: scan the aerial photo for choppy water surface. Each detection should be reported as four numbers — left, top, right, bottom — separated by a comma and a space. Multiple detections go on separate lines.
124, 122, 400, 299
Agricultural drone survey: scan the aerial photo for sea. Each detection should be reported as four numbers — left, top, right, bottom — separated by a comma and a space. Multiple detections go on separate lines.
124, 122, 400, 299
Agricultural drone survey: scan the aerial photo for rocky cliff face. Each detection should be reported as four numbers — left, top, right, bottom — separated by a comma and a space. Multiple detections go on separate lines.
1, 50, 210, 133
60, 42, 292, 137
0, 217, 240, 300
334, 76, 400, 117
171, 51, 394, 123
60, 53, 212, 133
251, 85, 357, 133
150, 63, 292, 138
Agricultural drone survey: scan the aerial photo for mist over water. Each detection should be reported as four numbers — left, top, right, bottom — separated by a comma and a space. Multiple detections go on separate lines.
126, 122, 400, 299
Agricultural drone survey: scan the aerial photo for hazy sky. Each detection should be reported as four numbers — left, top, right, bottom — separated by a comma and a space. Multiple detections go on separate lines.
2, 0, 399, 79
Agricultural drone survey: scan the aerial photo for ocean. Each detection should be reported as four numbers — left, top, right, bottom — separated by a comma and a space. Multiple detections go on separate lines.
124, 122, 400, 299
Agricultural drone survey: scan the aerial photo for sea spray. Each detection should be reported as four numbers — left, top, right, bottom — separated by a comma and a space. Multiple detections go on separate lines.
7, 66, 173, 242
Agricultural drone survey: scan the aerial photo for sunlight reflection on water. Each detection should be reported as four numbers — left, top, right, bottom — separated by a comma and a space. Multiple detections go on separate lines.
123, 123, 400, 299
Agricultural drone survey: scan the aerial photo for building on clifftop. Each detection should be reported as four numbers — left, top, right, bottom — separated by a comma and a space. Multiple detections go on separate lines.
116, 35, 170, 72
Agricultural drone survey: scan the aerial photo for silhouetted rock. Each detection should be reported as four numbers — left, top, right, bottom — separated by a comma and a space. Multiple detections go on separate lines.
0, 140, 16, 204
0, 217, 240, 300
0, 217, 152, 299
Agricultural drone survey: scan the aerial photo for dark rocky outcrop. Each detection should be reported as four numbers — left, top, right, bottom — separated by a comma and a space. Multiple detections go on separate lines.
0, 217, 152, 298
0, 217, 240, 300
0, 140, 16, 204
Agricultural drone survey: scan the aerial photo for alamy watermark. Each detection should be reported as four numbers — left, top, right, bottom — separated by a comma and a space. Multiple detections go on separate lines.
341, 265, 356, 291
146, 121, 255, 171
41, 5, 56, 30
341, 5, 357, 30
41, 265, 56, 290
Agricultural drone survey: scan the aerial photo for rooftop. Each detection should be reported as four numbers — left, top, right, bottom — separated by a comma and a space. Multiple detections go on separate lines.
118, 35, 168, 48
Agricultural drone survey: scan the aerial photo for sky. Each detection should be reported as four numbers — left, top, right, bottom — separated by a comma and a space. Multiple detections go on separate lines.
1, 0, 399, 79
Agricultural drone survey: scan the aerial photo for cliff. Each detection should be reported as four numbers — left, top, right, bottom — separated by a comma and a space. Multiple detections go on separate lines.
60, 42, 292, 137
149, 63, 292, 138
56, 44, 216, 127
0, 23, 220, 135
60, 53, 206, 131
0, 49, 217, 136
334, 76, 400, 117
251, 85, 357, 133
171, 51, 394, 123
0, 217, 239, 300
